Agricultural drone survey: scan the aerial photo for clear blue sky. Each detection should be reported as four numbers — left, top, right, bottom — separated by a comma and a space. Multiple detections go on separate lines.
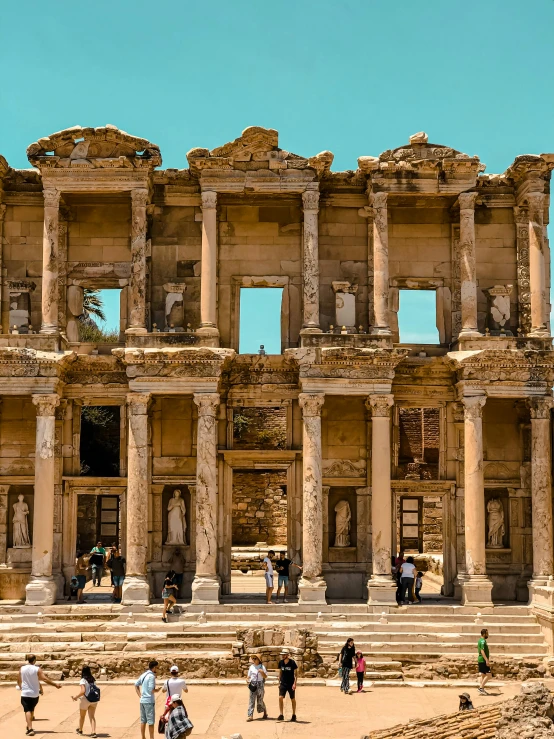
2, 1, 553, 347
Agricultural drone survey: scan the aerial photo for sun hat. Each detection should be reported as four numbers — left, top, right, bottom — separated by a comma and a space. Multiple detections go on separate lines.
170, 665, 179, 673
280, 648, 290, 655
171, 694, 181, 702
459, 692, 470, 700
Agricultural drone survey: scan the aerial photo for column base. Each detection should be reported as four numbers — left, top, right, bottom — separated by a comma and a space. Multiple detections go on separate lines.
458, 329, 482, 339
40, 326, 59, 336
369, 326, 392, 337
528, 577, 553, 606
191, 576, 220, 604
25, 576, 57, 606
367, 576, 397, 605
460, 575, 493, 606
125, 327, 148, 336
529, 328, 550, 338
122, 575, 150, 605
298, 576, 327, 604
299, 327, 323, 335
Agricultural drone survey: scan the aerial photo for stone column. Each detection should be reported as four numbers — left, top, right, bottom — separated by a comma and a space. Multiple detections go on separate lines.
458, 192, 480, 337
528, 397, 554, 583
26, 394, 59, 605
366, 394, 396, 603
527, 192, 549, 337
197, 191, 219, 339
122, 393, 151, 604
191, 393, 220, 603
40, 189, 60, 334
301, 189, 321, 332
126, 189, 149, 335
297, 393, 327, 603
460, 395, 493, 605
369, 192, 391, 335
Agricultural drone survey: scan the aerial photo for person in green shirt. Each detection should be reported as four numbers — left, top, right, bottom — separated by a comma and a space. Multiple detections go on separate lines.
477, 628, 491, 694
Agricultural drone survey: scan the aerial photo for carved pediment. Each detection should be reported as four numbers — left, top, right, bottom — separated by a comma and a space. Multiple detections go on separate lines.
27, 125, 162, 170
323, 459, 365, 477
447, 348, 554, 385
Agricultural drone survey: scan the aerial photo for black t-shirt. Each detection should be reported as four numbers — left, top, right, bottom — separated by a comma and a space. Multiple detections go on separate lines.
89, 552, 104, 566
340, 645, 356, 669
276, 558, 291, 577
278, 658, 297, 686
109, 556, 126, 577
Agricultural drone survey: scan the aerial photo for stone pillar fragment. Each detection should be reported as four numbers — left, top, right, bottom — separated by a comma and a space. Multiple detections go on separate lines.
527, 192, 549, 337
366, 394, 396, 603
369, 192, 391, 335
197, 191, 219, 339
458, 192, 480, 337
126, 189, 149, 335
301, 189, 321, 332
122, 393, 151, 604
191, 393, 220, 603
298, 393, 326, 603
26, 394, 59, 605
40, 189, 60, 334
460, 395, 493, 605
527, 397, 554, 582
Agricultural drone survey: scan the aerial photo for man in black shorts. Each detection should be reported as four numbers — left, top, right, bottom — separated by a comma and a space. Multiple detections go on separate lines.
277, 648, 297, 722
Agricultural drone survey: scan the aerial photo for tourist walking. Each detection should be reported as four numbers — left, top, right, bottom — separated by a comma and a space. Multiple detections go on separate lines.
162, 571, 178, 622
263, 550, 275, 604
337, 638, 356, 693
355, 650, 366, 692
414, 571, 424, 603
75, 551, 89, 604
277, 648, 297, 722
162, 665, 188, 719
89, 541, 106, 586
17, 654, 62, 736
246, 654, 268, 721
72, 665, 100, 737
107, 547, 126, 603
275, 552, 302, 603
106, 543, 117, 587
135, 660, 159, 739
399, 556, 416, 604
477, 628, 492, 695
165, 696, 193, 739
171, 549, 185, 597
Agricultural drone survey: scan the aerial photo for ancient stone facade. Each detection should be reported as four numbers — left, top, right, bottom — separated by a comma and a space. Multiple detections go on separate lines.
0, 125, 553, 616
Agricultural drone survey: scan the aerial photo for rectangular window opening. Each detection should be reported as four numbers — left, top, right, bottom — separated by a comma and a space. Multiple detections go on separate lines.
78, 288, 122, 344
398, 289, 440, 344
239, 287, 283, 354
80, 405, 121, 477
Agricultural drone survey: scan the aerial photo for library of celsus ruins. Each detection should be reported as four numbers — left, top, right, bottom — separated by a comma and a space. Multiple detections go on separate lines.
0, 122, 554, 620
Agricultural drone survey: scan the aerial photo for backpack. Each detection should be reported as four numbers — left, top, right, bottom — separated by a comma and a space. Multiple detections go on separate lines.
85, 682, 100, 703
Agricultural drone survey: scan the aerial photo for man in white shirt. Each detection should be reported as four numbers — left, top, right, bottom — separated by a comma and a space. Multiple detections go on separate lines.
18, 654, 62, 736
162, 665, 188, 701
262, 550, 275, 604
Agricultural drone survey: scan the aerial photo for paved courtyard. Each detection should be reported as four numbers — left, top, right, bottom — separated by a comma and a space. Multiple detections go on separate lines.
0, 682, 535, 738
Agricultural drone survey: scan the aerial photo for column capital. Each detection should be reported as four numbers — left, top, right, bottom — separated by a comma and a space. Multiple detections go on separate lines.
368, 191, 387, 210
458, 192, 478, 211
366, 394, 394, 417
126, 392, 151, 415
527, 191, 545, 221
462, 395, 486, 419
131, 189, 149, 208
201, 190, 217, 210
43, 189, 61, 209
193, 392, 220, 416
302, 189, 320, 212
32, 393, 60, 416
527, 396, 554, 419
513, 205, 529, 225
298, 393, 325, 416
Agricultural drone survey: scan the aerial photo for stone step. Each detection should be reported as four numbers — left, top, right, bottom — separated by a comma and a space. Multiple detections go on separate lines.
315, 623, 541, 635
319, 641, 548, 655
0, 642, 108, 653
318, 633, 545, 645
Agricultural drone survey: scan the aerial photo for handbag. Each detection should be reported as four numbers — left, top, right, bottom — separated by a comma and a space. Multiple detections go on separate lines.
157, 717, 166, 735
338, 667, 343, 677
181, 716, 194, 737
248, 681, 258, 693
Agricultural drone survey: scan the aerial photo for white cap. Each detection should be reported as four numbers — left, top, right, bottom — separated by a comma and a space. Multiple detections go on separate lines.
170, 694, 181, 702
170, 665, 179, 673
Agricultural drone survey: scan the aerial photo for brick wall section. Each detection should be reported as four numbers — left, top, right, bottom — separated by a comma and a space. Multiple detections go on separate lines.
423, 496, 443, 553
398, 407, 439, 480
233, 406, 287, 449
232, 470, 287, 545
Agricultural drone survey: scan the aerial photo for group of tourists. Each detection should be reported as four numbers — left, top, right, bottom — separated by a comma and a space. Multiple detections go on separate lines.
393, 552, 424, 605
262, 550, 303, 604
73, 541, 126, 604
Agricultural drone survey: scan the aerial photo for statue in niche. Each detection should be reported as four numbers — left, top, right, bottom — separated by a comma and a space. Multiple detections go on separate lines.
487, 498, 505, 549
166, 489, 187, 546
12, 494, 31, 548
334, 500, 351, 547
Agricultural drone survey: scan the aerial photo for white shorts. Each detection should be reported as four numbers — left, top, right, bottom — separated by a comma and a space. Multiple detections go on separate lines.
265, 572, 274, 588
79, 696, 93, 710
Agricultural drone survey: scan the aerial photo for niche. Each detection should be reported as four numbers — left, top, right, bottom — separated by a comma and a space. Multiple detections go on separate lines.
162, 485, 191, 547
485, 488, 509, 549
7, 486, 34, 550
328, 487, 357, 562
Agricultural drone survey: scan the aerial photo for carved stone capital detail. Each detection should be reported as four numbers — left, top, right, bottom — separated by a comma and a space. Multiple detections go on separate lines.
126, 392, 151, 415
201, 190, 217, 210
32, 393, 60, 417
527, 396, 554, 419
193, 392, 220, 416
298, 393, 325, 417
43, 189, 61, 209
458, 192, 478, 211
302, 190, 320, 212
369, 191, 387, 210
462, 395, 486, 420
131, 189, 149, 208
527, 191, 545, 222
366, 394, 394, 417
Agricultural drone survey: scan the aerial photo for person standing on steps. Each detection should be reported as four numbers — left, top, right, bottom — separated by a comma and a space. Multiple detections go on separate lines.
262, 550, 275, 604
275, 552, 303, 603
399, 556, 416, 605
337, 638, 356, 694
162, 570, 178, 622
74, 551, 89, 604
89, 541, 106, 587
477, 628, 492, 695
277, 648, 297, 722
17, 654, 62, 736
107, 547, 126, 603
72, 665, 100, 737
135, 660, 160, 739
246, 654, 268, 721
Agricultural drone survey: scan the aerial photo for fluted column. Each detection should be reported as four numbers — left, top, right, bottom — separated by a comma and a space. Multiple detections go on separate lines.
40, 189, 60, 334
191, 393, 220, 603
369, 192, 391, 335
458, 192, 480, 337
367, 394, 396, 603
528, 397, 554, 582
298, 393, 326, 603
301, 189, 321, 332
26, 394, 59, 605
460, 395, 493, 605
197, 191, 219, 340
122, 393, 151, 604
527, 192, 549, 337
126, 189, 149, 335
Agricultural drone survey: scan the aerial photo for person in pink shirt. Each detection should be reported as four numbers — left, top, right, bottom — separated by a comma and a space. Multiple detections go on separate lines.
355, 651, 366, 693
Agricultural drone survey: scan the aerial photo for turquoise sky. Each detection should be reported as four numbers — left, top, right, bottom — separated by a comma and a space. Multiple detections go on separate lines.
2, 1, 553, 347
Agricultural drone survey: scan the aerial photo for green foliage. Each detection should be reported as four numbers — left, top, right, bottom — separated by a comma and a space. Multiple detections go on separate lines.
78, 321, 119, 343
233, 413, 250, 439
81, 406, 114, 427
82, 288, 106, 323
256, 428, 286, 449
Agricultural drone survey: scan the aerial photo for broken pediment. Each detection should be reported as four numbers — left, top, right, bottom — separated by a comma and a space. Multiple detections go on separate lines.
0, 155, 9, 181
186, 125, 333, 178
26, 124, 162, 170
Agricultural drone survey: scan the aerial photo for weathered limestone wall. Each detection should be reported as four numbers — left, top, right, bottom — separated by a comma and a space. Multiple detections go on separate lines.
231, 470, 287, 545
0, 397, 36, 475
322, 396, 367, 468
67, 199, 131, 264
151, 396, 195, 477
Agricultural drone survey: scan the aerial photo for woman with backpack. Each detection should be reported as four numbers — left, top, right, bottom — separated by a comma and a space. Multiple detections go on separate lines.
72, 665, 100, 737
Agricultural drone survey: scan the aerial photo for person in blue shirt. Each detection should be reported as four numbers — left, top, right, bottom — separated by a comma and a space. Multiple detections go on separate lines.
135, 660, 159, 739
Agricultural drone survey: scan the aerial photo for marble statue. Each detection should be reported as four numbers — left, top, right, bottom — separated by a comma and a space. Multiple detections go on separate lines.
12, 494, 31, 548
166, 489, 187, 545
487, 498, 505, 549
334, 499, 351, 547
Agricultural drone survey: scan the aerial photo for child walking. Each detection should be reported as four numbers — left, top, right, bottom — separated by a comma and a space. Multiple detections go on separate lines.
355, 651, 365, 693
415, 571, 424, 603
